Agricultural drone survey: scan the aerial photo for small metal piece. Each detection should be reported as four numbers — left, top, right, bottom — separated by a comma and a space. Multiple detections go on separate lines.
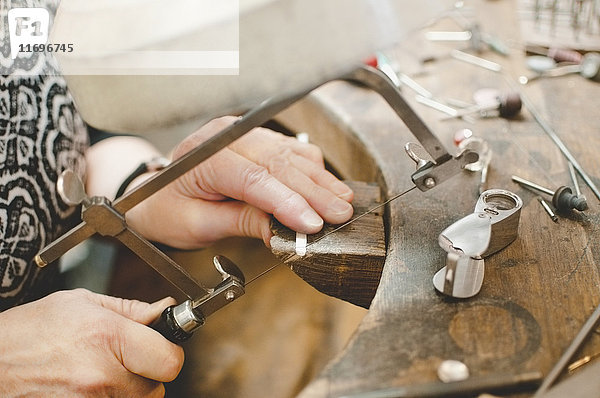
224, 290, 236, 301
568, 162, 582, 196
526, 55, 557, 73
568, 352, 600, 373
538, 196, 559, 222
438, 360, 470, 383
441, 91, 521, 120
450, 49, 502, 72
553, 186, 588, 212
425, 30, 473, 41
424, 177, 436, 189
512, 175, 554, 195
398, 74, 433, 98
404, 142, 431, 170
579, 52, 600, 81
339, 371, 543, 398
172, 300, 205, 333
512, 175, 588, 212
415, 95, 459, 117
374, 52, 401, 87
507, 82, 600, 202
457, 136, 492, 172
57, 170, 89, 206
520, 52, 600, 85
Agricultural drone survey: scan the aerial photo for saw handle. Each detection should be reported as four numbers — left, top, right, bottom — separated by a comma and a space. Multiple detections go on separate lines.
151, 306, 193, 344
151, 301, 204, 344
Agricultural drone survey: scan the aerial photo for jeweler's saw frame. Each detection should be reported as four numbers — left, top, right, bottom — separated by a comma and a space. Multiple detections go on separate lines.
36, 65, 478, 343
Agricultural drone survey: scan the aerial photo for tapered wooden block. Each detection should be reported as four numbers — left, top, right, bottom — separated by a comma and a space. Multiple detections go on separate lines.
270, 181, 385, 308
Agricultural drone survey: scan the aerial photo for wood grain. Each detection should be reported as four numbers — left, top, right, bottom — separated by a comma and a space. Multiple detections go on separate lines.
270, 181, 385, 308
273, 0, 600, 395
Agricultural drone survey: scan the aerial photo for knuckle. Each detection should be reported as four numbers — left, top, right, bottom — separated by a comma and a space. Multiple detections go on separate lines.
307, 183, 324, 201
240, 164, 271, 199
307, 144, 323, 161
175, 116, 238, 158
267, 152, 292, 175
236, 206, 255, 236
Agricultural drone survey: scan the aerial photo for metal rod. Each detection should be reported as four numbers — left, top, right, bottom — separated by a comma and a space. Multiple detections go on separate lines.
538, 196, 559, 222
568, 162, 582, 196
512, 175, 555, 196
506, 79, 600, 201
340, 371, 542, 398
415, 95, 458, 116
533, 301, 600, 396
450, 49, 502, 72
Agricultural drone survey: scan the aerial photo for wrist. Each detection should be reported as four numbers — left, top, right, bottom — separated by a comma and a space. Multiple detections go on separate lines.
115, 156, 170, 199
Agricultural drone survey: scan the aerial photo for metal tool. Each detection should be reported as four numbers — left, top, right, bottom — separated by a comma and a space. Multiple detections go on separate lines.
533, 300, 600, 396
505, 77, 600, 202
453, 131, 493, 195
37, 65, 479, 342
512, 175, 588, 212
450, 49, 502, 72
538, 196, 559, 222
568, 162, 582, 196
441, 91, 522, 121
433, 189, 522, 298
426, 24, 509, 56
519, 52, 600, 84
568, 351, 600, 373
415, 95, 477, 124
525, 45, 583, 64
54, 169, 245, 343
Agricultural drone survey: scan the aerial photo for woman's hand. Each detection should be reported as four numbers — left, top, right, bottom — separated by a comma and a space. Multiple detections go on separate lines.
126, 116, 354, 248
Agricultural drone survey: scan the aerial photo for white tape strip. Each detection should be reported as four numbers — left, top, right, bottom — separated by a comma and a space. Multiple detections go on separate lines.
295, 232, 307, 256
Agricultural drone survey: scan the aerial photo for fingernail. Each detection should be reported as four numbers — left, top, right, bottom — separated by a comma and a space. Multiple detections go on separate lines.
333, 181, 353, 200
300, 210, 323, 229
328, 199, 352, 215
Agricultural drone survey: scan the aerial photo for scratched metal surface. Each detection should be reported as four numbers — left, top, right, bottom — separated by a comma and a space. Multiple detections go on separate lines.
276, 0, 600, 396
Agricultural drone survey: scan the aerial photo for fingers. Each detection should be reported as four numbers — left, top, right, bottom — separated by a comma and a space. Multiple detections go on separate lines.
116, 319, 185, 382
182, 200, 273, 247
88, 290, 176, 325
83, 291, 184, 382
288, 153, 354, 202
267, 160, 353, 224
196, 149, 325, 234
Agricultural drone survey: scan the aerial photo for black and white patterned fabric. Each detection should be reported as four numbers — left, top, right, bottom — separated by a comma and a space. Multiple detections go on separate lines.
0, 0, 88, 310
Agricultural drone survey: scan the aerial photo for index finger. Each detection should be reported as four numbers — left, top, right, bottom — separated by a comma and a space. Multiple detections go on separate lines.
198, 148, 325, 234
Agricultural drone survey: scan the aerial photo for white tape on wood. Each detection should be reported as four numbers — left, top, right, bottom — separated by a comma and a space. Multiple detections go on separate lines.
295, 232, 307, 256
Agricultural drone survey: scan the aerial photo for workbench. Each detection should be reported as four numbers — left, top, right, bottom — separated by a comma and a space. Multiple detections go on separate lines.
271, 0, 600, 396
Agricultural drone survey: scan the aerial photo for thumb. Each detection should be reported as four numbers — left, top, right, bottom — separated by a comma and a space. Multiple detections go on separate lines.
87, 291, 177, 325
185, 200, 274, 247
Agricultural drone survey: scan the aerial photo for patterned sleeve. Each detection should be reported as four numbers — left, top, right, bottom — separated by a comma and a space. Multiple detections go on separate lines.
0, 0, 89, 310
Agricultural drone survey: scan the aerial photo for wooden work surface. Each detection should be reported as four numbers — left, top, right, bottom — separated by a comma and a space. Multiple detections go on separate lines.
273, 0, 600, 396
